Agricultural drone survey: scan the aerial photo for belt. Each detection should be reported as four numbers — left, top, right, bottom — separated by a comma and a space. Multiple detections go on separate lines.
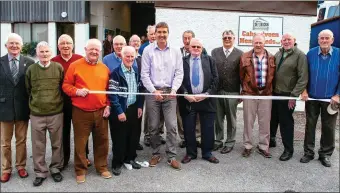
154, 87, 172, 94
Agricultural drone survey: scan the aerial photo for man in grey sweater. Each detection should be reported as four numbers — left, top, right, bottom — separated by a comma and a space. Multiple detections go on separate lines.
211, 30, 243, 153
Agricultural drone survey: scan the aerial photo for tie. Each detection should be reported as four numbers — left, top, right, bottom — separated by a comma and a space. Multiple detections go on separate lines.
225, 50, 230, 58
11, 58, 19, 83
192, 57, 200, 87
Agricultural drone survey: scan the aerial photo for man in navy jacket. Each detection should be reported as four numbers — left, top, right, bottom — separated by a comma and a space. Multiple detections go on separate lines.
108, 46, 144, 176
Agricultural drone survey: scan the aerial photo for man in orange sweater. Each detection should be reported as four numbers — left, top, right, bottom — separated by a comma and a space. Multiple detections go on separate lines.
62, 39, 112, 183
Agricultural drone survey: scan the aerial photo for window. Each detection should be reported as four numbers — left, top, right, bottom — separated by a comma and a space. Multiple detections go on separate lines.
317, 8, 326, 21
13, 23, 48, 43
327, 5, 340, 18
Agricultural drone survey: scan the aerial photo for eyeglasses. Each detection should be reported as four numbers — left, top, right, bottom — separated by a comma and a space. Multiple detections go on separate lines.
191, 46, 202, 49
223, 37, 233, 40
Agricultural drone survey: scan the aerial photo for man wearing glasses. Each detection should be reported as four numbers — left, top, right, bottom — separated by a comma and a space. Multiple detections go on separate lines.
51, 34, 92, 169
211, 30, 243, 153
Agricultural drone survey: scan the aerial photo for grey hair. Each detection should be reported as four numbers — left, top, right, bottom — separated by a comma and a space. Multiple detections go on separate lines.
222, 30, 235, 37
85, 39, 102, 51
129, 34, 140, 43
36, 41, 51, 53
183, 30, 195, 38
6, 33, 23, 46
113, 35, 127, 45
146, 25, 155, 34
121, 46, 136, 58
190, 38, 203, 46
253, 33, 266, 42
319, 29, 334, 38
58, 34, 73, 45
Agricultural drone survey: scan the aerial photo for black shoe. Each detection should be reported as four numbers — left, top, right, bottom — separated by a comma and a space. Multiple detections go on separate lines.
129, 160, 141, 169
220, 146, 233, 154
179, 140, 186, 148
112, 166, 122, 176
203, 156, 219, 164
136, 143, 143, 150
213, 143, 223, 151
33, 177, 46, 186
181, 155, 197, 164
51, 172, 63, 182
279, 151, 293, 161
144, 139, 150, 147
269, 139, 276, 148
160, 136, 166, 144
300, 155, 314, 163
319, 157, 331, 167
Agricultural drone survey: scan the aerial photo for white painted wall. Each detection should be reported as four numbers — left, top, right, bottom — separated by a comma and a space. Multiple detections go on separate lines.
0, 23, 12, 56
48, 22, 57, 57
74, 23, 90, 56
156, 8, 316, 55
156, 8, 315, 111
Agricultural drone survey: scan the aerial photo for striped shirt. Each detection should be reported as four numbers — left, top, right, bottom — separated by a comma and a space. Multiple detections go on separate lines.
252, 51, 268, 88
121, 63, 137, 106
307, 46, 340, 99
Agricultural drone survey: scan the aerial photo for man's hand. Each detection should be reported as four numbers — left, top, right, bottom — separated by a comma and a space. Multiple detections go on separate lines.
76, 88, 89, 97
153, 90, 164, 101
288, 99, 296, 110
169, 89, 177, 99
194, 94, 207, 102
300, 90, 308, 101
331, 95, 340, 105
138, 108, 143, 118
184, 95, 196, 103
103, 106, 110, 118
118, 113, 127, 122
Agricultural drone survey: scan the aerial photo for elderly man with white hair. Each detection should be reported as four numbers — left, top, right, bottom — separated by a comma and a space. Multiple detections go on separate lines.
269, 33, 308, 161
138, 25, 156, 55
25, 41, 64, 186
300, 29, 339, 167
0, 33, 35, 183
179, 38, 219, 164
62, 39, 112, 183
108, 46, 144, 176
51, 34, 92, 169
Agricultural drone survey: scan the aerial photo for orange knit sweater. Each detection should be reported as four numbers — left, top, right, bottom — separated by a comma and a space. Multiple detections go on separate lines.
62, 58, 110, 111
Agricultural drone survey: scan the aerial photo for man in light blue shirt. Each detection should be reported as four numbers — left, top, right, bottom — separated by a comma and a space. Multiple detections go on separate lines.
141, 22, 184, 170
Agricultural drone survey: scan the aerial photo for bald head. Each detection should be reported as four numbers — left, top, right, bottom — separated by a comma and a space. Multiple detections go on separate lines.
281, 33, 296, 50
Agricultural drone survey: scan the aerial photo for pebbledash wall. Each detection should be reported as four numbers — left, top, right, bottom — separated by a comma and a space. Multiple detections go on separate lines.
156, 7, 317, 111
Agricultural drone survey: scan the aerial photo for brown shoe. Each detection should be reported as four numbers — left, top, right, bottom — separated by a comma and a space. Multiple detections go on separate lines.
167, 159, 181, 170
76, 175, 86, 184
242, 148, 252, 157
18, 169, 29, 178
149, 155, 161, 167
101, 171, 112, 179
0, 173, 11, 183
256, 146, 272, 158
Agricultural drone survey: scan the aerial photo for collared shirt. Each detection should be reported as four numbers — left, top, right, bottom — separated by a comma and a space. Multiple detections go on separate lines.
190, 55, 204, 94
181, 47, 190, 57
318, 46, 333, 60
38, 61, 51, 68
223, 46, 234, 58
252, 51, 268, 88
85, 57, 99, 65
141, 41, 184, 93
121, 63, 137, 106
8, 54, 20, 70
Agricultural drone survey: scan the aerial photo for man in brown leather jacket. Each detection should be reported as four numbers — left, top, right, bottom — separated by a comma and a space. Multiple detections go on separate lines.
239, 33, 276, 158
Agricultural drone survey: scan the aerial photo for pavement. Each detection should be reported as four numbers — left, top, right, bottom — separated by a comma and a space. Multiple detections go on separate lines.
1, 110, 339, 192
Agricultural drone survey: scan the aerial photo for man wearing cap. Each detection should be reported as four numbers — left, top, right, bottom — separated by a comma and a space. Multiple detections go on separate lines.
300, 29, 339, 167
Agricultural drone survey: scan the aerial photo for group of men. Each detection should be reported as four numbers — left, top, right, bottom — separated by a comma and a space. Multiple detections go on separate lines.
0, 21, 339, 187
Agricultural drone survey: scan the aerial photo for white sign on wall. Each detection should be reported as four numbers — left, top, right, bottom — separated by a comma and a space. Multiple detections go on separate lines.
238, 16, 283, 47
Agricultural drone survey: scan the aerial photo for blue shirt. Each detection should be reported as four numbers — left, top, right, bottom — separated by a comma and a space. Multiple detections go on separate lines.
121, 63, 137, 106
189, 56, 204, 94
307, 46, 340, 99
138, 41, 150, 55
103, 52, 137, 73
140, 42, 184, 93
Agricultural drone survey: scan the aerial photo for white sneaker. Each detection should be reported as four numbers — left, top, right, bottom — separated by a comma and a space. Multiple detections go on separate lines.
136, 161, 149, 168
123, 163, 132, 170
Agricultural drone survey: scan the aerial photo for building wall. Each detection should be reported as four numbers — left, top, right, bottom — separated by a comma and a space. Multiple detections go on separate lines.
156, 8, 316, 55
0, 23, 12, 57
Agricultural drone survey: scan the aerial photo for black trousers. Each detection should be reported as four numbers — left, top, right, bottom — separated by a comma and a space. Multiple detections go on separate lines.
270, 95, 295, 153
110, 103, 139, 168
182, 109, 215, 159
63, 94, 90, 167
304, 100, 337, 158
